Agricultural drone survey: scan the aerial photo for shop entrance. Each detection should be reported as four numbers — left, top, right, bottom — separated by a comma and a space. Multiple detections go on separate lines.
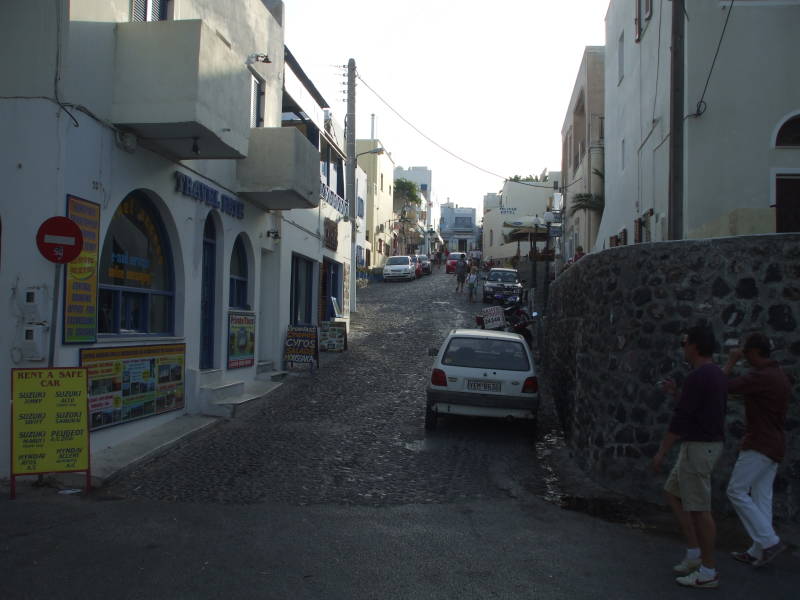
319, 258, 342, 322
200, 216, 216, 369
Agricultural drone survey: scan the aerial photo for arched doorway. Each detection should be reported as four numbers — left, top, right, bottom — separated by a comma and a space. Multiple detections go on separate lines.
200, 215, 216, 369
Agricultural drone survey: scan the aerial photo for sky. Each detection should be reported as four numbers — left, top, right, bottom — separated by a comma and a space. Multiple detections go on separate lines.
282, 0, 609, 222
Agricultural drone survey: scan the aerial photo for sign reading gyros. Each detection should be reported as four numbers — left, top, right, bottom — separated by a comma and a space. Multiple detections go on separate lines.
36, 216, 84, 264
283, 325, 319, 371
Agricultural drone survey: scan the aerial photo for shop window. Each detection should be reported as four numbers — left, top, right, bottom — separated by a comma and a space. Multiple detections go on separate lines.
98, 192, 174, 334
229, 235, 249, 309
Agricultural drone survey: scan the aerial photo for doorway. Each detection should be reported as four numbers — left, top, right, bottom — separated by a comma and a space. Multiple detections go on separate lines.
776, 175, 800, 232
200, 215, 216, 369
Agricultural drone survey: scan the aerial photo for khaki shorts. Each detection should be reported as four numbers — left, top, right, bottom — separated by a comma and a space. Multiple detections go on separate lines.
664, 441, 723, 512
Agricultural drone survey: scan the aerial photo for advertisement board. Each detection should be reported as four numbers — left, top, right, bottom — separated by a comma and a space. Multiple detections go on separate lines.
228, 311, 256, 369
283, 326, 318, 371
319, 321, 347, 352
11, 368, 90, 476
80, 344, 185, 430
64, 195, 100, 343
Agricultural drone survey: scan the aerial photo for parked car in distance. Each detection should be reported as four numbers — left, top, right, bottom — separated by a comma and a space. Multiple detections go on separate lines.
418, 254, 432, 275
482, 268, 523, 303
445, 251, 467, 274
409, 255, 423, 278
425, 328, 539, 431
383, 256, 415, 282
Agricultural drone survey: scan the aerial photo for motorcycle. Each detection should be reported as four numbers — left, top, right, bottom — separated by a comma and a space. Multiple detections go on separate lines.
474, 295, 538, 349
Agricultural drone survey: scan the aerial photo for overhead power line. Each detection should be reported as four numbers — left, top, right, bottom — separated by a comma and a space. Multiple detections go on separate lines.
355, 73, 557, 189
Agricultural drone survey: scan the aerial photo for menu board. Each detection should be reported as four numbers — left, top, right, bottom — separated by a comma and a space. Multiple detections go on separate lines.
80, 344, 185, 430
283, 326, 318, 371
64, 196, 100, 343
227, 311, 256, 369
11, 368, 90, 475
319, 321, 347, 352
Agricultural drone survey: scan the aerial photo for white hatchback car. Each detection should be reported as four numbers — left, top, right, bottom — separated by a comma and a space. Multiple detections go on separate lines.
426, 328, 539, 431
383, 255, 415, 281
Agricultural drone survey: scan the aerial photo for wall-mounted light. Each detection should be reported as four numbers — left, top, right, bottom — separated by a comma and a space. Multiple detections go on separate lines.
266, 229, 280, 240
248, 53, 272, 64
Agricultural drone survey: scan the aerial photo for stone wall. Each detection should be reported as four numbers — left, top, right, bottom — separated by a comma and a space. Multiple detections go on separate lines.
542, 234, 800, 521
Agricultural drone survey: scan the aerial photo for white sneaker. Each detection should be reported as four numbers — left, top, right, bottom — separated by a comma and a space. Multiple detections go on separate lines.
675, 570, 719, 588
673, 557, 701, 575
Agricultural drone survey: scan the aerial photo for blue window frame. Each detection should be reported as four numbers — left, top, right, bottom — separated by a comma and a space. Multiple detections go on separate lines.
229, 236, 249, 309
98, 192, 174, 335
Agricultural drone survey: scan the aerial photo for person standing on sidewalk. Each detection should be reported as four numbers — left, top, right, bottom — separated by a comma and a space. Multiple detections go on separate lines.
723, 332, 791, 568
652, 326, 727, 589
466, 266, 478, 303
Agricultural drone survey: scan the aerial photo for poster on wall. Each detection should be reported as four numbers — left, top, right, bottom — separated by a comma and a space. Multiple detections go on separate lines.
10, 368, 90, 476
80, 344, 185, 430
319, 321, 347, 352
228, 311, 255, 369
283, 325, 318, 371
64, 195, 100, 343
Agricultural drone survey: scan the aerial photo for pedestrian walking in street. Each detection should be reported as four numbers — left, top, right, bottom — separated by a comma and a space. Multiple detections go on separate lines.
723, 333, 791, 568
652, 325, 727, 589
466, 266, 478, 303
455, 255, 467, 293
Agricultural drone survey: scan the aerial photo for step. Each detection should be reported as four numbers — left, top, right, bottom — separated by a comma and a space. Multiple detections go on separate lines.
256, 368, 288, 383
206, 380, 283, 418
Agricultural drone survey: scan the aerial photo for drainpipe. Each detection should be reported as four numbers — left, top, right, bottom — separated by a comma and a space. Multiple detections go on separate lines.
668, 0, 685, 240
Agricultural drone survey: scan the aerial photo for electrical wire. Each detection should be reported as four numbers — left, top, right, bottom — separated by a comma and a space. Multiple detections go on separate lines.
688, 0, 735, 118
356, 72, 557, 189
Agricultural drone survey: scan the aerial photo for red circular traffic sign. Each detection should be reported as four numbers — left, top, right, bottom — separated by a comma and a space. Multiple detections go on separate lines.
36, 217, 84, 264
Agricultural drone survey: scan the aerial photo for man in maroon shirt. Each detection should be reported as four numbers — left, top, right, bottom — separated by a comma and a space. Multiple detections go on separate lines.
723, 332, 791, 568
653, 326, 727, 589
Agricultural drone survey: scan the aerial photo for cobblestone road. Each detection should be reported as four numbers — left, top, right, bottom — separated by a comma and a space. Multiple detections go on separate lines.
107, 270, 562, 505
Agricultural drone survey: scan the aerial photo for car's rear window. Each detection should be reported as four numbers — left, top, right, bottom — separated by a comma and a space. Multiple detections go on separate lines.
386, 257, 410, 265
442, 337, 530, 371
448, 253, 465, 261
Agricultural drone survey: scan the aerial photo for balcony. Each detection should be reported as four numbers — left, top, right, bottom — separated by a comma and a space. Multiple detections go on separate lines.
112, 20, 250, 160
237, 127, 320, 210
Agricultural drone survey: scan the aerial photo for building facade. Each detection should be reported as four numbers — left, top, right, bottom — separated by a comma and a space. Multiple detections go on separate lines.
439, 203, 478, 253
482, 177, 560, 264
561, 46, 605, 259
395, 166, 434, 254
356, 139, 395, 268
598, 0, 800, 250
0, 0, 339, 478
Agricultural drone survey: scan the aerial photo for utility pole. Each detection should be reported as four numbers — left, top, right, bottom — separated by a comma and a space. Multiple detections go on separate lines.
346, 58, 357, 312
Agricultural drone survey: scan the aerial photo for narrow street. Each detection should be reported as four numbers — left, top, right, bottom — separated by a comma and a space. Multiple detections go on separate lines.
2, 270, 798, 599
104, 268, 558, 506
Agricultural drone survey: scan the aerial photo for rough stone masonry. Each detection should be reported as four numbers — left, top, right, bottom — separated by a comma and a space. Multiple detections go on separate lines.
542, 234, 800, 521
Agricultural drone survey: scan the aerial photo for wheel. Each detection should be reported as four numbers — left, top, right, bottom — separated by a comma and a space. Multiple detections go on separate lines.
425, 404, 437, 430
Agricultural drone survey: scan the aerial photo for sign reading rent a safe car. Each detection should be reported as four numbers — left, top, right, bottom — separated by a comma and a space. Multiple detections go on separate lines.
11, 368, 90, 476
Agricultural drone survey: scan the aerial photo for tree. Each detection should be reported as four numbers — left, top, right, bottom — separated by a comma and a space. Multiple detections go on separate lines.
569, 193, 604, 216
393, 178, 421, 205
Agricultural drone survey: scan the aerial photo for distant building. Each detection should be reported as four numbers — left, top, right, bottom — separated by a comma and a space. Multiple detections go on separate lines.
439, 203, 478, 253
356, 139, 395, 268
395, 166, 434, 254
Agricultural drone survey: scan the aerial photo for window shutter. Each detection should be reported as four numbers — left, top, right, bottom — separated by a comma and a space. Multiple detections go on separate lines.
250, 77, 258, 128
154, 0, 168, 21
132, 0, 147, 22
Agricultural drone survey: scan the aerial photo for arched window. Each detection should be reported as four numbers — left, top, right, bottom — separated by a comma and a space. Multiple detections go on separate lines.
229, 235, 249, 309
776, 115, 800, 147
98, 192, 174, 334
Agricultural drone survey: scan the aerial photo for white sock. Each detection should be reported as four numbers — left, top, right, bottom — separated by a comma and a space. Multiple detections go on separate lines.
686, 547, 701, 561
698, 565, 716, 579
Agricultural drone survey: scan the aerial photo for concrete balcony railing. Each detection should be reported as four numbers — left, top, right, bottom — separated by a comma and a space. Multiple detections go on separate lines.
237, 127, 320, 210
112, 20, 250, 160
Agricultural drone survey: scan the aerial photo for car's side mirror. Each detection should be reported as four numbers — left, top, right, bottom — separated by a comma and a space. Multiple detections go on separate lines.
428, 347, 439, 356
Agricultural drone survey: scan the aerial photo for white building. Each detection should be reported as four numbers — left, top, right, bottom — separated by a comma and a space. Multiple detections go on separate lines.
0, 0, 349, 479
439, 203, 479, 253
482, 176, 560, 264
356, 139, 395, 268
599, 0, 800, 250
395, 166, 434, 253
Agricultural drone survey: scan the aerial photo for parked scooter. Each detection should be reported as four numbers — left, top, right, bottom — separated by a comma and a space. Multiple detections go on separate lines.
474, 296, 538, 349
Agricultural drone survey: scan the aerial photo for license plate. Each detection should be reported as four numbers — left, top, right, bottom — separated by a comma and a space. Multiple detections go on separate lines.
467, 380, 500, 392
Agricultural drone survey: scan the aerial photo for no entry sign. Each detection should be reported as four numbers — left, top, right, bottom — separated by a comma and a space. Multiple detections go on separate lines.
36, 217, 84, 264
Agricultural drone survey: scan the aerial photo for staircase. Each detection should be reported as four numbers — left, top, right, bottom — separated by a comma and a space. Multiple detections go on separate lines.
199, 362, 287, 418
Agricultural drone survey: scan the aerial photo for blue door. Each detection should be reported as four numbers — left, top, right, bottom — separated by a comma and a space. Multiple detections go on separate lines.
200, 217, 216, 369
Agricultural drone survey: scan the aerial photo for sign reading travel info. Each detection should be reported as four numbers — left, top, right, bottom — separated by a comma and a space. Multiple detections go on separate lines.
64, 195, 100, 343
80, 344, 185, 430
11, 368, 90, 475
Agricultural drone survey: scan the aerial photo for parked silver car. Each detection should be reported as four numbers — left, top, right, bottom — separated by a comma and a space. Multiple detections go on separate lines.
383, 256, 415, 281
